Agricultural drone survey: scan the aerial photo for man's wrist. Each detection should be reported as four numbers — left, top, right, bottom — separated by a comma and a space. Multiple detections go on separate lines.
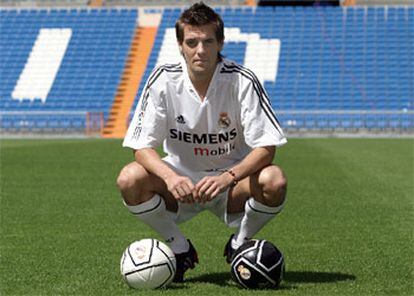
162, 171, 179, 182
221, 169, 238, 187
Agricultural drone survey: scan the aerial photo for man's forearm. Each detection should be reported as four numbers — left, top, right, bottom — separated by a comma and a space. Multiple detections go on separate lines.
229, 146, 275, 182
134, 148, 178, 181
134, 148, 196, 202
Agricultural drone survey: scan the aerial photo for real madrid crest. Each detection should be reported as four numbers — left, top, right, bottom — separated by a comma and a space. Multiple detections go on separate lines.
135, 246, 146, 260
218, 112, 231, 129
237, 264, 251, 280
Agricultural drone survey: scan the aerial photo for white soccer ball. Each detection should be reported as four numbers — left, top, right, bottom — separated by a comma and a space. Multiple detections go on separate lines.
120, 238, 176, 289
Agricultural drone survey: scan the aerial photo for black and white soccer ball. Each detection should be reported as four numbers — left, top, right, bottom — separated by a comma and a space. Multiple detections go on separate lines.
230, 239, 285, 289
120, 238, 176, 289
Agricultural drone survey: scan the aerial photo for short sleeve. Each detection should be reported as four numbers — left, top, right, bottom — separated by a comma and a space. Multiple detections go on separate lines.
122, 72, 167, 150
239, 74, 287, 148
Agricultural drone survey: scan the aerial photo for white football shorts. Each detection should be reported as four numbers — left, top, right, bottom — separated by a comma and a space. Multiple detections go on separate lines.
163, 155, 243, 228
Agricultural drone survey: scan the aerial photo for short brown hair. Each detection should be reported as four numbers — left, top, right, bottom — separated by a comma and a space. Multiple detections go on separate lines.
175, 2, 224, 45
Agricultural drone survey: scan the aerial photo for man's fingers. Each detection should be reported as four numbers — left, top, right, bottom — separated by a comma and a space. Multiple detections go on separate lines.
211, 188, 220, 199
183, 180, 194, 196
171, 190, 181, 201
174, 176, 226, 204
198, 179, 212, 196
204, 183, 219, 200
169, 177, 195, 200
192, 189, 200, 201
175, 186, 186, 197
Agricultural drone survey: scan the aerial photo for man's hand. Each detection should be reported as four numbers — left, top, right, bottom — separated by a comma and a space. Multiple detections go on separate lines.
164, 174, 196, 204
194, 173, 234, 203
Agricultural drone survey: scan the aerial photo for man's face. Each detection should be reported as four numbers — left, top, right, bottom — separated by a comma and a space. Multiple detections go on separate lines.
179, 23, 223, 78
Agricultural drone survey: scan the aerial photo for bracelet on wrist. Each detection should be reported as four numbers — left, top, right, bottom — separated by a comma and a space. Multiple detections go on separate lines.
221, 169, 238, 187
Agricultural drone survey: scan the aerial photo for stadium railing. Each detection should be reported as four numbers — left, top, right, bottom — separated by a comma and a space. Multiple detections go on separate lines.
0, 111, 104, 135
279, 110, 414, 132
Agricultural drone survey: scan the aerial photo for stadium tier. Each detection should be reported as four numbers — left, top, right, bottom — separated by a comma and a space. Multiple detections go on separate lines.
0, 8, 137, 132
137, 5, 414, 130
0, 6, 413, 134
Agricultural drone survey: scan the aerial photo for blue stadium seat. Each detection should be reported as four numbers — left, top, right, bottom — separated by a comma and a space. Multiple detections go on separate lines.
1, 6, 413, 132
0, 7, 138, 131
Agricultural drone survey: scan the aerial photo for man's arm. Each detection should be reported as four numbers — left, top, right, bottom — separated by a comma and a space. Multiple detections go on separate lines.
134, 148, 196, 203
227, 146, 275, 183
195, 146, 275, 202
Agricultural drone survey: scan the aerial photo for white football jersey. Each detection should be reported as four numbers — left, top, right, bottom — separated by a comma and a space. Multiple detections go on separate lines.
123, 58, 287, 172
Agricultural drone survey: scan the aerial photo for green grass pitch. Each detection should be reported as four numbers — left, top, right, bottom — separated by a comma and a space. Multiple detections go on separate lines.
1, 138, 413, 295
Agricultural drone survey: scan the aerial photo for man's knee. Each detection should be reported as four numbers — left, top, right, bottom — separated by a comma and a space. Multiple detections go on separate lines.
117, 165, 137, 191
117, 162, 169, 207
258, 165, 287, 206
116, 162, 149, 198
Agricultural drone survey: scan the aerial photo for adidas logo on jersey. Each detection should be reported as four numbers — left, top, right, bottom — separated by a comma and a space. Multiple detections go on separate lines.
176, 115, 186, 124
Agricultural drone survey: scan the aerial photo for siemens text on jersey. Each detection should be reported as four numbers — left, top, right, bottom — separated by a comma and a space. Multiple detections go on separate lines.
169, 128, 237, 144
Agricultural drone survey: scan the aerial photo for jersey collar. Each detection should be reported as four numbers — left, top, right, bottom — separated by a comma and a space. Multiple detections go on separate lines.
180, 57, 223, 102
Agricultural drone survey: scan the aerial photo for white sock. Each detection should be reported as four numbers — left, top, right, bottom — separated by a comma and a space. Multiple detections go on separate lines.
232, 197, 284, 249
124, 194, 189, 254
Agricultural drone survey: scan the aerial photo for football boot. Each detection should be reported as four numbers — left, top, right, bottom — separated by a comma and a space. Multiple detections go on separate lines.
173, 240, 199, 282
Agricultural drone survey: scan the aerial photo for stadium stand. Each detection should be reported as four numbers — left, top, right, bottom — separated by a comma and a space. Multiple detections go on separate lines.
356, 0, 414, 5
134, 5, 413, 131
0, 4, 413, 135
104, 0, 247, 6
0, 7, 137, 132
0, 0, 89, 7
